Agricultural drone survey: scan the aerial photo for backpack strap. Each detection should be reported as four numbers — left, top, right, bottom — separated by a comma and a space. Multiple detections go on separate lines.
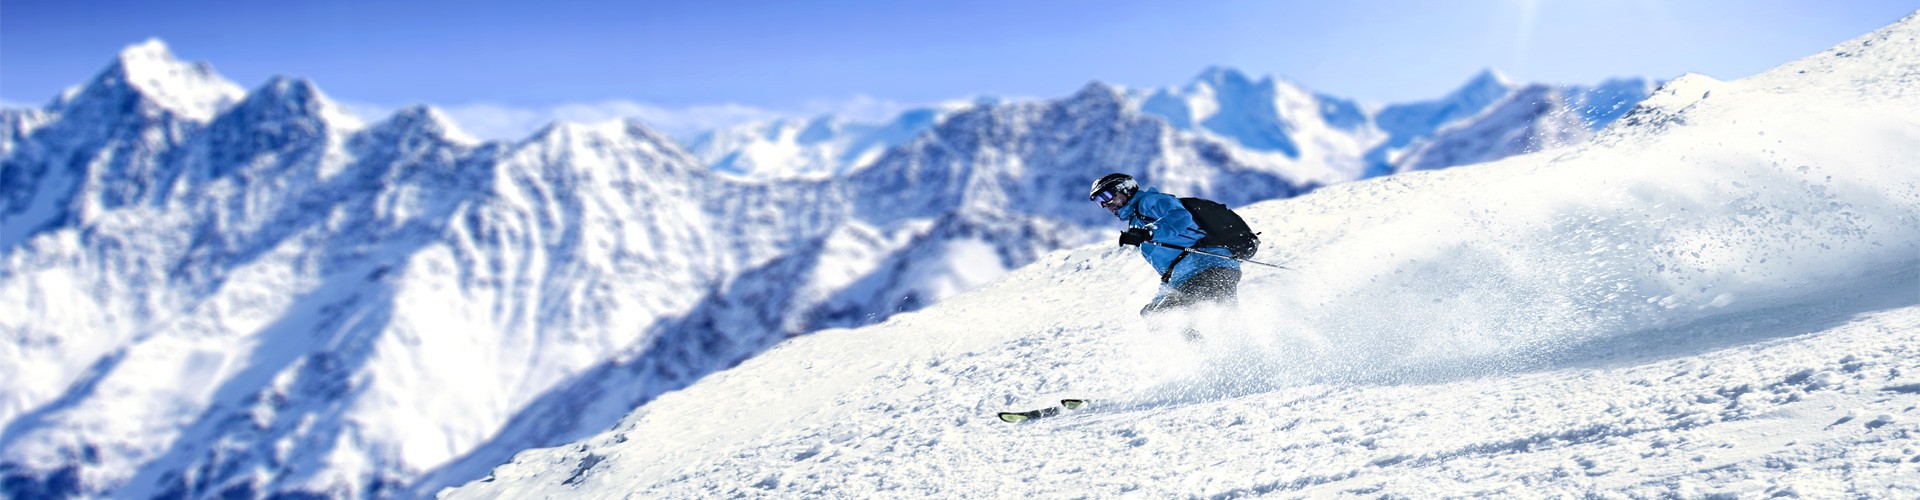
1160, 250, 1190, 283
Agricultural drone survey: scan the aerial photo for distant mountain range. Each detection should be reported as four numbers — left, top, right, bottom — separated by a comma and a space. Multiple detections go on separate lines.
0, 39, 1652, 498
686, 66, 1655, 184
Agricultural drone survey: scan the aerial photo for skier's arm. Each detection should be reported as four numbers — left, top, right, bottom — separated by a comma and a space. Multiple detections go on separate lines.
1136, 195, 1201, 246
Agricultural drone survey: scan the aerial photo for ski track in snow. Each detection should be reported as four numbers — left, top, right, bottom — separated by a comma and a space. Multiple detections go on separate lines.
449, 13, 1920, 499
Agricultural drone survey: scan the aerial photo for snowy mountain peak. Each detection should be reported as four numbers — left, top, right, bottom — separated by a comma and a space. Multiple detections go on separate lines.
523, 120, 596, 149
1135, 66, 1315, 158
1192, 65, 1262, 89
1186, 66, 1324, 99
181, 76, 366, 184
618, 118, 691, 153
1429, 68, 1522, 119
252, 76, 322, 106
1459, 68, 1517, 96
680, 102, 957, 180
389, 105, 459, 132
1373, 69, 1525, 154
365, 105, 479, 146
519, 118, 698, 178
1067, 81, 1128, 107
525, 118, 661, 149
224, 75, 364, 133
117, 38, 175, 64
54, 38, 245, 121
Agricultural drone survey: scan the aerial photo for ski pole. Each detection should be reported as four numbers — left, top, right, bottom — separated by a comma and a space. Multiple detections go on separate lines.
1147, 241, 1292, 270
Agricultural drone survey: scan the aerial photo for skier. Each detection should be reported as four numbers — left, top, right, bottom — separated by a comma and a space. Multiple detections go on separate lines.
1088, 173, 1241, 335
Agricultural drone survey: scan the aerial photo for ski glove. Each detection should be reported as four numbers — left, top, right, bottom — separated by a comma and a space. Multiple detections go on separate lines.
1118, 228, 1152, 247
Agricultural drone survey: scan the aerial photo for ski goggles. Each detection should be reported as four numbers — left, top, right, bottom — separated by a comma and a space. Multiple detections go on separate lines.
1090, 189, 1119, 205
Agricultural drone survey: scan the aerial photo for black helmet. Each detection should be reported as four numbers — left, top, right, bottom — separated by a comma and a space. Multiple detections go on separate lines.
1088, 173, 1138, 204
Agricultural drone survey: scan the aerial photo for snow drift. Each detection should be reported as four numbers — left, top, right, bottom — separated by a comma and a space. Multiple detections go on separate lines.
447, 13, 1920, 498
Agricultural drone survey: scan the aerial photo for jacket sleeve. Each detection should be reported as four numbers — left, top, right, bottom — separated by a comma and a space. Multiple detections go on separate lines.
1136, 194, 1202, 247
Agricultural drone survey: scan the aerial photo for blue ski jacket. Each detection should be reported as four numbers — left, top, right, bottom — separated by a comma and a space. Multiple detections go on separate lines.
1115, 188, 1239, 290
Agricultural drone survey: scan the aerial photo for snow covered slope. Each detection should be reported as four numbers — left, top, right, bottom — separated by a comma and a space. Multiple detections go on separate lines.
447, 13, 1920, 498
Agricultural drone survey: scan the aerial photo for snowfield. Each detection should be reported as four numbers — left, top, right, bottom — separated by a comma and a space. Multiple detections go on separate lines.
447, 13, 1920, 499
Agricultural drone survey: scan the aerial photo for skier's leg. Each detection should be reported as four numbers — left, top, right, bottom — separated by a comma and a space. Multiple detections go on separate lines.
1178, 267, 1241, 305
1139, 287, 1199, 317
1140, 286, 1203, 340
1172, 267, 1241, 340
1202, 267, 1242, 306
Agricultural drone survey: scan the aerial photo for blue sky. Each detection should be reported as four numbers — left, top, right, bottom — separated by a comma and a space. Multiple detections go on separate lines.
3, 0, 1913, 139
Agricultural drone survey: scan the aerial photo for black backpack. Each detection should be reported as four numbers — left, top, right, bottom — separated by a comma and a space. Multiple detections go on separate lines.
1180, 197, 1260, 259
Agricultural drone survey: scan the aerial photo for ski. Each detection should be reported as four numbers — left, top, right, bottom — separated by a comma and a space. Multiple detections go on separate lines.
997, 399, 1091, 423
997, 407, 1057, 423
